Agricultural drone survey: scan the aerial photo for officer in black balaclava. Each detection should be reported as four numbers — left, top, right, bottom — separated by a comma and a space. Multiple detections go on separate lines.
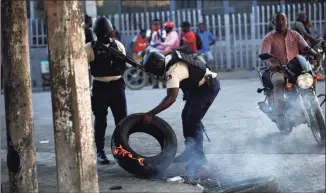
85, 17, 128, 164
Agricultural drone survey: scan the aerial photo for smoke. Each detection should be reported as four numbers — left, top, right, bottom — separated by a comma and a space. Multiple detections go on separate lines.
192, 90, 325, 190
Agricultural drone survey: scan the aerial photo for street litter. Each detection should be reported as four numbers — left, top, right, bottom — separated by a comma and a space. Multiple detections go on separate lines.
39, 140, 49, 144
166, 176, 185, 183
109, 185, 122, 190
195, 183, 205, 191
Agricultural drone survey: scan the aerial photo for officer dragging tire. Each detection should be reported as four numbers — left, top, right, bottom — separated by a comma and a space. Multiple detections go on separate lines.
139, 50, 221, 180
85, 17, 128, 165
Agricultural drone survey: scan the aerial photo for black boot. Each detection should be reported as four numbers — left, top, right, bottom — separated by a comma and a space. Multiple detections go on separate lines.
97, 150, 111, 165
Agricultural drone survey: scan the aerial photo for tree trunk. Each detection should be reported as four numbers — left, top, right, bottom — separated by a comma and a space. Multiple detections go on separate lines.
44, 1, 99, 192
1, 0, 38, 192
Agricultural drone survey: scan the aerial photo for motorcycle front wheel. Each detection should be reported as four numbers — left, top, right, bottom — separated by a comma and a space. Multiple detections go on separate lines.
309, 100, 326, 146
123, 67, 149, 90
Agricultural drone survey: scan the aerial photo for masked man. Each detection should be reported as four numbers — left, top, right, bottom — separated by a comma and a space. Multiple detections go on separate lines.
139, 50, 220, 179
85, 17, 128, 164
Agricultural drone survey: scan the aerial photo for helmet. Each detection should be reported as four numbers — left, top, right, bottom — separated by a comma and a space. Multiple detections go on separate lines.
164, 21, 174, 28
142, 51, 166, 77
93, 17, 113, 38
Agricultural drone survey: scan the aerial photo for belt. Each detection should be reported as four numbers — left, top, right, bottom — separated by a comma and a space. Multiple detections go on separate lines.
93, 75, 122, 82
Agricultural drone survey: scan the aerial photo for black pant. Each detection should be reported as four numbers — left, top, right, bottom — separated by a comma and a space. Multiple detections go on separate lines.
91, 79, 127, 152
181, 79, 220, 156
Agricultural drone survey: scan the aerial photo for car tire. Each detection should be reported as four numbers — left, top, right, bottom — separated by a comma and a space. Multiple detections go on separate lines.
111, 113, 178, 178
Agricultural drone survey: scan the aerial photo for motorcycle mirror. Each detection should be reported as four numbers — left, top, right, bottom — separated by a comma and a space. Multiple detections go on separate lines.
259, 53, 274, 60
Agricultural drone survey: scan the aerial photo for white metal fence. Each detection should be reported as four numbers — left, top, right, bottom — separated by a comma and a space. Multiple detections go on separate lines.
29, 2, 326, 70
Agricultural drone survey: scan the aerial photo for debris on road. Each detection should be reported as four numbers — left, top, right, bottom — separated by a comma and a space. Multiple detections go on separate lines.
109, 185, 122, 190
39, 140, 49, 144
166, 176, 185, 183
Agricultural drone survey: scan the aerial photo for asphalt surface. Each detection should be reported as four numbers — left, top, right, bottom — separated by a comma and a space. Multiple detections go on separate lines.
0, 78, 325, 192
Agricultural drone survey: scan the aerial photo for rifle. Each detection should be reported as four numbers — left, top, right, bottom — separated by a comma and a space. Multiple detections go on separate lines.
93, 41, 146, 71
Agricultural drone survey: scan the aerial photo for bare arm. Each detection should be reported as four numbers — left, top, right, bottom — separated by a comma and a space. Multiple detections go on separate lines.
147, 88, 179, 115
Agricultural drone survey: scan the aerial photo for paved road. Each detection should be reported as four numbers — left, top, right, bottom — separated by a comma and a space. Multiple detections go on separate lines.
1, 79, 325, 192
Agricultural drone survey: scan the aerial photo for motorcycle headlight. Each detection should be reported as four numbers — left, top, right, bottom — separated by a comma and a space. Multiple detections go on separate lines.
297, 73, 314, 89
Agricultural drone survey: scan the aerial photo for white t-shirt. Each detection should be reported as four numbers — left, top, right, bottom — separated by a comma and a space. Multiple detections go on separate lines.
84, 38, 128, 82
146, 29, 167, 45
164, 55, 218, 88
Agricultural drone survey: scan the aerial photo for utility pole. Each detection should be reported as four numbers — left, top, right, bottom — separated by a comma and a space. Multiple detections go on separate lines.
1, 0, 38, 192
44, 1, 99, 192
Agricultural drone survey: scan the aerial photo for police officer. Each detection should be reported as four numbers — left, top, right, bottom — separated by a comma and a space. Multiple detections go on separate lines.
139, 50, 220, 179
85, 17, 128, 164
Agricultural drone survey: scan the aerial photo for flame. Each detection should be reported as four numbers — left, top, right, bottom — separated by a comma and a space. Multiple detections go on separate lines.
113, 145, 145, 166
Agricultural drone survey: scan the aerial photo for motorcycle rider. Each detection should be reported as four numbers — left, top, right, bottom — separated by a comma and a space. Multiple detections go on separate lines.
155, 21, 180, 55
260, 12, 321, 129
292, 12, 323, 47
85, 17, 128, 164
146, 18, 167, 89
139, 50, 220, 179
130, 29, 148, 63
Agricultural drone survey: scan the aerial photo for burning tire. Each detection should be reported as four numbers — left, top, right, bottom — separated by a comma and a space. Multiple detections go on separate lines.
111, 113, 178, 178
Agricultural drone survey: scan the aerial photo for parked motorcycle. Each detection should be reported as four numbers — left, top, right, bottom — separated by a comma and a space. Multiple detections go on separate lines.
257, 53, 325, 146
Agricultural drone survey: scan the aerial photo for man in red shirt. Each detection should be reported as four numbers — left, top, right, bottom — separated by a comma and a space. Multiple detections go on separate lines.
178, 21, 197, 54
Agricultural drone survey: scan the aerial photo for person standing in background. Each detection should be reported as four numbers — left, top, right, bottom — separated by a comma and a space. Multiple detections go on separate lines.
197, 23, 216, 67
112, 25, 121, 41
84, 14, 94, 44
178, 21, 197, 54
85, 14, 94, 87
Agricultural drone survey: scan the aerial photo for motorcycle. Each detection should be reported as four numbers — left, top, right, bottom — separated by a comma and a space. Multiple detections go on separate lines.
123, 50, 151, 90
309, 39, 325, 79
123, 44, 208, 90
256, 53, 325, 146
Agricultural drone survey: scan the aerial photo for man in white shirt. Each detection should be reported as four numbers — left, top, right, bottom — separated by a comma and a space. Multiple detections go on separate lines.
84, 17, 128, 165
139, 50, 220, 179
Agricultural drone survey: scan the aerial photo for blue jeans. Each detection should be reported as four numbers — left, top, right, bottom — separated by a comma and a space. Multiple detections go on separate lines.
181, 79, 220, 157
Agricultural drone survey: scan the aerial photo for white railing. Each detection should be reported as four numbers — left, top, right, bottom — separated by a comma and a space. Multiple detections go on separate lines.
28, 2, 326, 70
28, 19, 47, 48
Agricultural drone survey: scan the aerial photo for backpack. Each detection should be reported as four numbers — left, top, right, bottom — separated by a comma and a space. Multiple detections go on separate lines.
194, 32, 203, 50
